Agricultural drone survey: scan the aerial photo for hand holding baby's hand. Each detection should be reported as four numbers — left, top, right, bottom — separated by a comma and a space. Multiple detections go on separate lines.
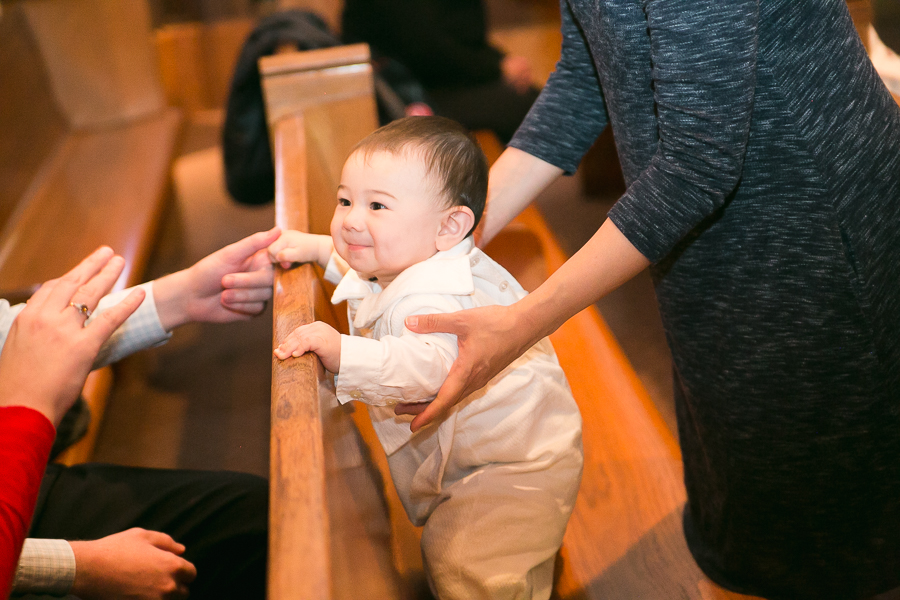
267, 230, 332, 269
274, 321, 341, 373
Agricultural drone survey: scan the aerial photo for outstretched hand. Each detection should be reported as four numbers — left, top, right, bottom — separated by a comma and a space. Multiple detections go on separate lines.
154, 228, 281, 330
396, 303, 535, 431
0, 247, 144, 426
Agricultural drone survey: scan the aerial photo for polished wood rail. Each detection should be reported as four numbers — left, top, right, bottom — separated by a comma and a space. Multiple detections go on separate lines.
263, 45, 408, 600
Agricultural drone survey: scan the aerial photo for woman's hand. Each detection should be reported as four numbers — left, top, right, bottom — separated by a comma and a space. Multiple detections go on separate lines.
0, 247, 145, 426
396, 303, 536, 431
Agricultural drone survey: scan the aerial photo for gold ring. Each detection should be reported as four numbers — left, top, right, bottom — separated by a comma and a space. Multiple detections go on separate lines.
69, 302, 92, 319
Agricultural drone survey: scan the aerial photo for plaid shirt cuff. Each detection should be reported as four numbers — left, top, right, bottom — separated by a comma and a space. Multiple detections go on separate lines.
13, 538, 76, 596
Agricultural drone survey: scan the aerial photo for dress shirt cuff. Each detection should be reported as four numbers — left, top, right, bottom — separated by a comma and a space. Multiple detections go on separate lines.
91, 282, 172, 368
13, 539, 76, 596
335, 335, 385, 405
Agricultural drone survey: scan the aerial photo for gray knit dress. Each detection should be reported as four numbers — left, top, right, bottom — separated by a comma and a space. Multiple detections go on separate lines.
509, 1, 900, 598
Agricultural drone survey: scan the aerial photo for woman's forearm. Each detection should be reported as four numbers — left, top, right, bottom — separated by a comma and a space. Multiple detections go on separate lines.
478, 147, 564, 245
517, 218, 650, 341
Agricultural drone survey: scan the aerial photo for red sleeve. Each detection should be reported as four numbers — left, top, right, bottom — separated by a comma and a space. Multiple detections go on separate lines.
0, 406, 54, 598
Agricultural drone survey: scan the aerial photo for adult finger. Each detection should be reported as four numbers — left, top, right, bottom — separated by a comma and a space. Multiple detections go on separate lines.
220, 301, 266, 319
27, 247, 114, 309
409, 362, 474, 432
405, 311, 464, 336
394, 402, 429, 416
174, 556, 198, 584
70, 255, 126, 311
221, 286, 271, 304
86, 288, 145, 344
220, 227, 281, 264
46, 246, 116, 310
222, 267, 274, 290
141, 529, 185, 554
247, 248, 276, 272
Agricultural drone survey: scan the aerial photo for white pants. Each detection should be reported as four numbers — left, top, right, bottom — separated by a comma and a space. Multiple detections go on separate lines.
387, 416, 583, 600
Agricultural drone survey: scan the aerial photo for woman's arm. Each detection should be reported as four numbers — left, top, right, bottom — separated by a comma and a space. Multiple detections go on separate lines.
477, 147, 564, 246
403, 218, 649, 430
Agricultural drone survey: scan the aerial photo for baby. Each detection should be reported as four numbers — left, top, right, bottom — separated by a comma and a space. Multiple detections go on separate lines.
269, 116, 583, 600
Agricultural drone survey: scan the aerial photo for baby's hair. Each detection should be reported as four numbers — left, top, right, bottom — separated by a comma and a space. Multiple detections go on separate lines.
350, 116, 488, 236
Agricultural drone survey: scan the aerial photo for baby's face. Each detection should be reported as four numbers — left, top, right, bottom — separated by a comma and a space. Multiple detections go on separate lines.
331, 150, 448, 285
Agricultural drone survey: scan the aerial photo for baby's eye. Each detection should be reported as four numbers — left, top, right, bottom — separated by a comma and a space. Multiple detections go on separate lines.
370, 202, 386, 210
338, 198, 350, 207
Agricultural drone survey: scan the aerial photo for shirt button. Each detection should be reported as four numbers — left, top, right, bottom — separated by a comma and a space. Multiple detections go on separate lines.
499, 281, 509, 292
350, 390, 363, 399
470, 255, 480, 267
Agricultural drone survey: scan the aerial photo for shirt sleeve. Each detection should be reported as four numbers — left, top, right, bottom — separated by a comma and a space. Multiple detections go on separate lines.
89, 282, 172, 368
12, 538, 76, 596
606, 0, 758, 262
334, 296, 460, 406
0, 283, 171, 370
509, 0, 609, 175
0, 406, 55, 599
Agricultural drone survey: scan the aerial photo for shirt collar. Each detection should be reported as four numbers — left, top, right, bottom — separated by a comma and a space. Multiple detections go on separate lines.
332, 238, 476, 329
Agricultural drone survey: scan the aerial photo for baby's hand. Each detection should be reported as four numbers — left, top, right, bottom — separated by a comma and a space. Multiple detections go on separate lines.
274, 321, 341, 373
267, 230, 332, 269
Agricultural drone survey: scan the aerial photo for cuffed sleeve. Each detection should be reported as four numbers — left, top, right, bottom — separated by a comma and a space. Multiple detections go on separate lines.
12, 539, 76, 596
335, 330, 458, 406
608, 0, 758, 261
91, 282, 172, 368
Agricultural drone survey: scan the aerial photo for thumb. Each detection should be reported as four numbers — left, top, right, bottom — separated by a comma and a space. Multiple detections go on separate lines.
227, 227, 282, 263
405, 312, 459, 335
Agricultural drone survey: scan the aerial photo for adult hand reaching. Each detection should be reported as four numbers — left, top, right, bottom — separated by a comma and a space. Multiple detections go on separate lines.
397, 303, 538, 431
69, 528, 197, 600
153, 228, 281, 330
0, 247, 145, 426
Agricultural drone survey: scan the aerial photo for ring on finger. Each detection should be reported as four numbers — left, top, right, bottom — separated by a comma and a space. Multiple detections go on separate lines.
69, 301, 92, 319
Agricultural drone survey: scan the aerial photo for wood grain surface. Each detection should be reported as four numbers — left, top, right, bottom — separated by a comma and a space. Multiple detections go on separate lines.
266, 47, 406, 600
0, 109, 182, 303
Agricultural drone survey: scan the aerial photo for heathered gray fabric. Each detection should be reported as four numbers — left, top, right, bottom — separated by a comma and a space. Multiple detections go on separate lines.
510, 1, 900, 598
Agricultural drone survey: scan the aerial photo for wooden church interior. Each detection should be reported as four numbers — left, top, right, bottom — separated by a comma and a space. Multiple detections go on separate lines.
1, 0, 896, 598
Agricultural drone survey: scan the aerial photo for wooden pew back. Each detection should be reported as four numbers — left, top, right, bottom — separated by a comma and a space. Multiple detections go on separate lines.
0, 0, 181, 463
262, 44, 407, 600
0, 5, 68, 236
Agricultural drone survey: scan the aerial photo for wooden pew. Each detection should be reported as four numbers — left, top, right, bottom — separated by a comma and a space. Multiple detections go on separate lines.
262, 46, 759, 599
262, 44, 408, 600
0, 0, 181, 464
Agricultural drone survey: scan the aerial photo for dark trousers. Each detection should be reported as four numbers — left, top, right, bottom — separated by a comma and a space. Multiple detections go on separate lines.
428, 80, 541, 144
27, 463, 267, 600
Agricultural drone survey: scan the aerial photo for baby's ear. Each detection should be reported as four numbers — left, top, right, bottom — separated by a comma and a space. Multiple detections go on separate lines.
436, 206, 475, 251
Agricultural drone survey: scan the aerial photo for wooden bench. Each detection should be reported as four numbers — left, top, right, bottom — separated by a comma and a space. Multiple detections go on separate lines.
0, 0, 181, 464
262, 45, 758, 599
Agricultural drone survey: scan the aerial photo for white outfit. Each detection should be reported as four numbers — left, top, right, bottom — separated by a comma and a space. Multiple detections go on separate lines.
324, 238, 583, 600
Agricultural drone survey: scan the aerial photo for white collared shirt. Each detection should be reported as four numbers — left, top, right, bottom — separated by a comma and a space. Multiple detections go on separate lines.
325, 238, 579, 456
